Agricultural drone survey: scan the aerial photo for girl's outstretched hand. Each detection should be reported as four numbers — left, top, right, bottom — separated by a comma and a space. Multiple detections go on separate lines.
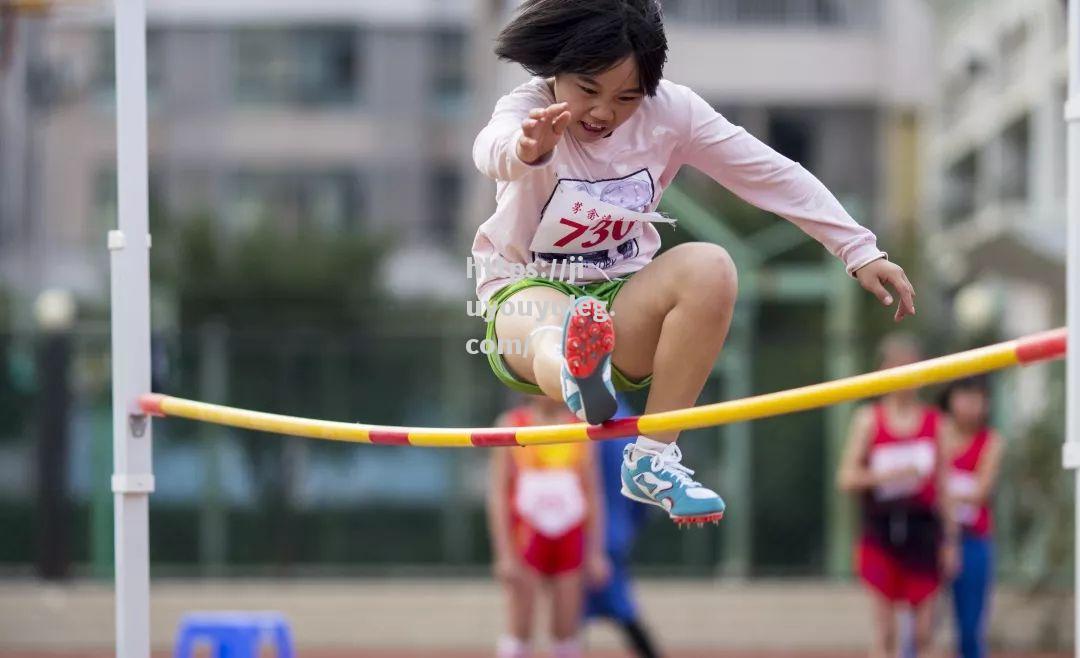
855, 258, 916, 322
516, 102, 572, 164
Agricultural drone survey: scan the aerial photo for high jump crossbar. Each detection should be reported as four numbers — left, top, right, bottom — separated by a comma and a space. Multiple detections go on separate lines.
138, 328, 1066, 448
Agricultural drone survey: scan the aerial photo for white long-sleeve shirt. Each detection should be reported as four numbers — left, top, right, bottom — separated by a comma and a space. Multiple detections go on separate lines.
470, 76, 885, 303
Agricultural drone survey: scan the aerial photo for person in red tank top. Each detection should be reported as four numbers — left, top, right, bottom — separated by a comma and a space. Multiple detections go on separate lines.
939, 376, 1003, 658
487, 395, 610, 658
837, 334, 960, 658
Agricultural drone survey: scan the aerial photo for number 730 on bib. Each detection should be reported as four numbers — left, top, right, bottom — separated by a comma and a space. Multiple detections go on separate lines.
529, 186, 675, 255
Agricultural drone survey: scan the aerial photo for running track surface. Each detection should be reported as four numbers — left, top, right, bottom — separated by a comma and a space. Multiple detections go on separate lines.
0, 651, 1070, 657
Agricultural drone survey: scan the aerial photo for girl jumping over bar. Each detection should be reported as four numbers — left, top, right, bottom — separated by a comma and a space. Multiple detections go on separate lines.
472, 0, 916, 526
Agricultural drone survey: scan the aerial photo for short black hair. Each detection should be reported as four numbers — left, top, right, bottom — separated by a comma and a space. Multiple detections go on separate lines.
937, 375, 991, 413
494, 0, 668, 97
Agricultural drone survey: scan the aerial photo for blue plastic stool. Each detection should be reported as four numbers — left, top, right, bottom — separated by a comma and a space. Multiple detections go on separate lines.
174, 611, 294, 658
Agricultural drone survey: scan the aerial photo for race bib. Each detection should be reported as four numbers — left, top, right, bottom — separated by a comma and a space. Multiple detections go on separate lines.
529, 183, 674, 256
514, 470, 586, 538
870, 442, 935, 502
947, 469, 980, 525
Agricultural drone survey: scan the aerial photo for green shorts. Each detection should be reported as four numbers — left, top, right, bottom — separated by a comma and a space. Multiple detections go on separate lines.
483, 275, 653, 396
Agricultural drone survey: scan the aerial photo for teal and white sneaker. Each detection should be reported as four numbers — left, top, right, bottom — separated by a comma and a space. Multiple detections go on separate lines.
620, 443, 725, 526
559, 296, 617, 425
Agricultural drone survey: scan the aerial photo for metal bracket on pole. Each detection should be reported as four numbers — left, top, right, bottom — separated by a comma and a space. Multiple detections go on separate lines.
1066, 99, 1080, 123
128, 413, 149, 438
108, 230, 152, 250
1065, 442, 1080, 470
111, 474, 155, 494
108, 230, 127, 251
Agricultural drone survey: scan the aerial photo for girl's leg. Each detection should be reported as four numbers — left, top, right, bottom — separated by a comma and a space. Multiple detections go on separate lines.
606, 243, 736, 521
495, 286, 574, 401
619, 618, 661, 658
953, 536, 991, 658
974, 539, 993, 658
913, 596, 938, 658
495, 241, 737, 432
607, 242, 737, 444
868, 593, 897, 658
898, 607, 917, 658
549, 570, 585, 657
952, 544, 972, 658
498, 567, 541, 658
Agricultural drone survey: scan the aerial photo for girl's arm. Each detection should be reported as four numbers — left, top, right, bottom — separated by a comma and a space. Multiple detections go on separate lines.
936, 419, 960, 536
472, 83, 569, 182
676, 88, 883, 274
836, 406, 880, 492
675, 87, 915, 319
936, 418, 961, 578
962, 430, 1005, 505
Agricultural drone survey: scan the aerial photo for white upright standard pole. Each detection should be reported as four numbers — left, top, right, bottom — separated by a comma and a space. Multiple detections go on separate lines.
109, 0, 154, 657
1066, 1, 1079, 657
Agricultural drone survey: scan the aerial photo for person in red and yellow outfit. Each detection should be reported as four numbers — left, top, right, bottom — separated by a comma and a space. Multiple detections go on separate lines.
487, 395, 610, 658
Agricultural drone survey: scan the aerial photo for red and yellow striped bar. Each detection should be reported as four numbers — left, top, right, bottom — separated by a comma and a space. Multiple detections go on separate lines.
139, 327, 1066, 448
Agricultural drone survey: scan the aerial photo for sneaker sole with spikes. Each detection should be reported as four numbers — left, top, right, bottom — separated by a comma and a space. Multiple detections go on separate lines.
562, 297, 616, 425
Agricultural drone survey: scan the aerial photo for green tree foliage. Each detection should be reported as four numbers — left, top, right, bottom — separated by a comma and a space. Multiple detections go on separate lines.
1004, 363, 1073, 648
0, 285, 34, 439
1009, 363, 1072, 589
157, 213, 389, 329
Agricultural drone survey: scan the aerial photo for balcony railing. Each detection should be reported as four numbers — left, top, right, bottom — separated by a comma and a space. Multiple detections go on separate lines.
661, 0, 879, 28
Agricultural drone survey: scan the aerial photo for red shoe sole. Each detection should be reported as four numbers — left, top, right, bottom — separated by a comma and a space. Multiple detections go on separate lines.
563, 299, 615, 379
672, 512, 725, 527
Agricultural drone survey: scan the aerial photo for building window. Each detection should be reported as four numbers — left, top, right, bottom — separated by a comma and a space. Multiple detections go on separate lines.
430, 29, 468, 114
93, 166, 163, 240
232, 28, 357, 107
943, 153, 977, 226
226, 170, 360, 235
1000, 115, 1030, 202
92, 168, 117, 241
92, 28, 164, 105
767, 114, 814, 169
428, 167, 461, 242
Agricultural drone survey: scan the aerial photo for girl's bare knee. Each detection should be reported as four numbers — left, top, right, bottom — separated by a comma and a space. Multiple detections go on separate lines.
671, 244, 737, 319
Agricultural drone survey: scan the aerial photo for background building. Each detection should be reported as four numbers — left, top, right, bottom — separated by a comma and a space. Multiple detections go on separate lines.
0, 0, 475, 308
0, 0, 1073, 653
924, 0, 1068, 410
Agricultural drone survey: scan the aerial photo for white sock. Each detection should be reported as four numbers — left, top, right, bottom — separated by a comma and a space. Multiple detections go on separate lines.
526, 325, 563, 359
496, 635, 531, 658
552, 638, 582, 658
632, 436, 669, 460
